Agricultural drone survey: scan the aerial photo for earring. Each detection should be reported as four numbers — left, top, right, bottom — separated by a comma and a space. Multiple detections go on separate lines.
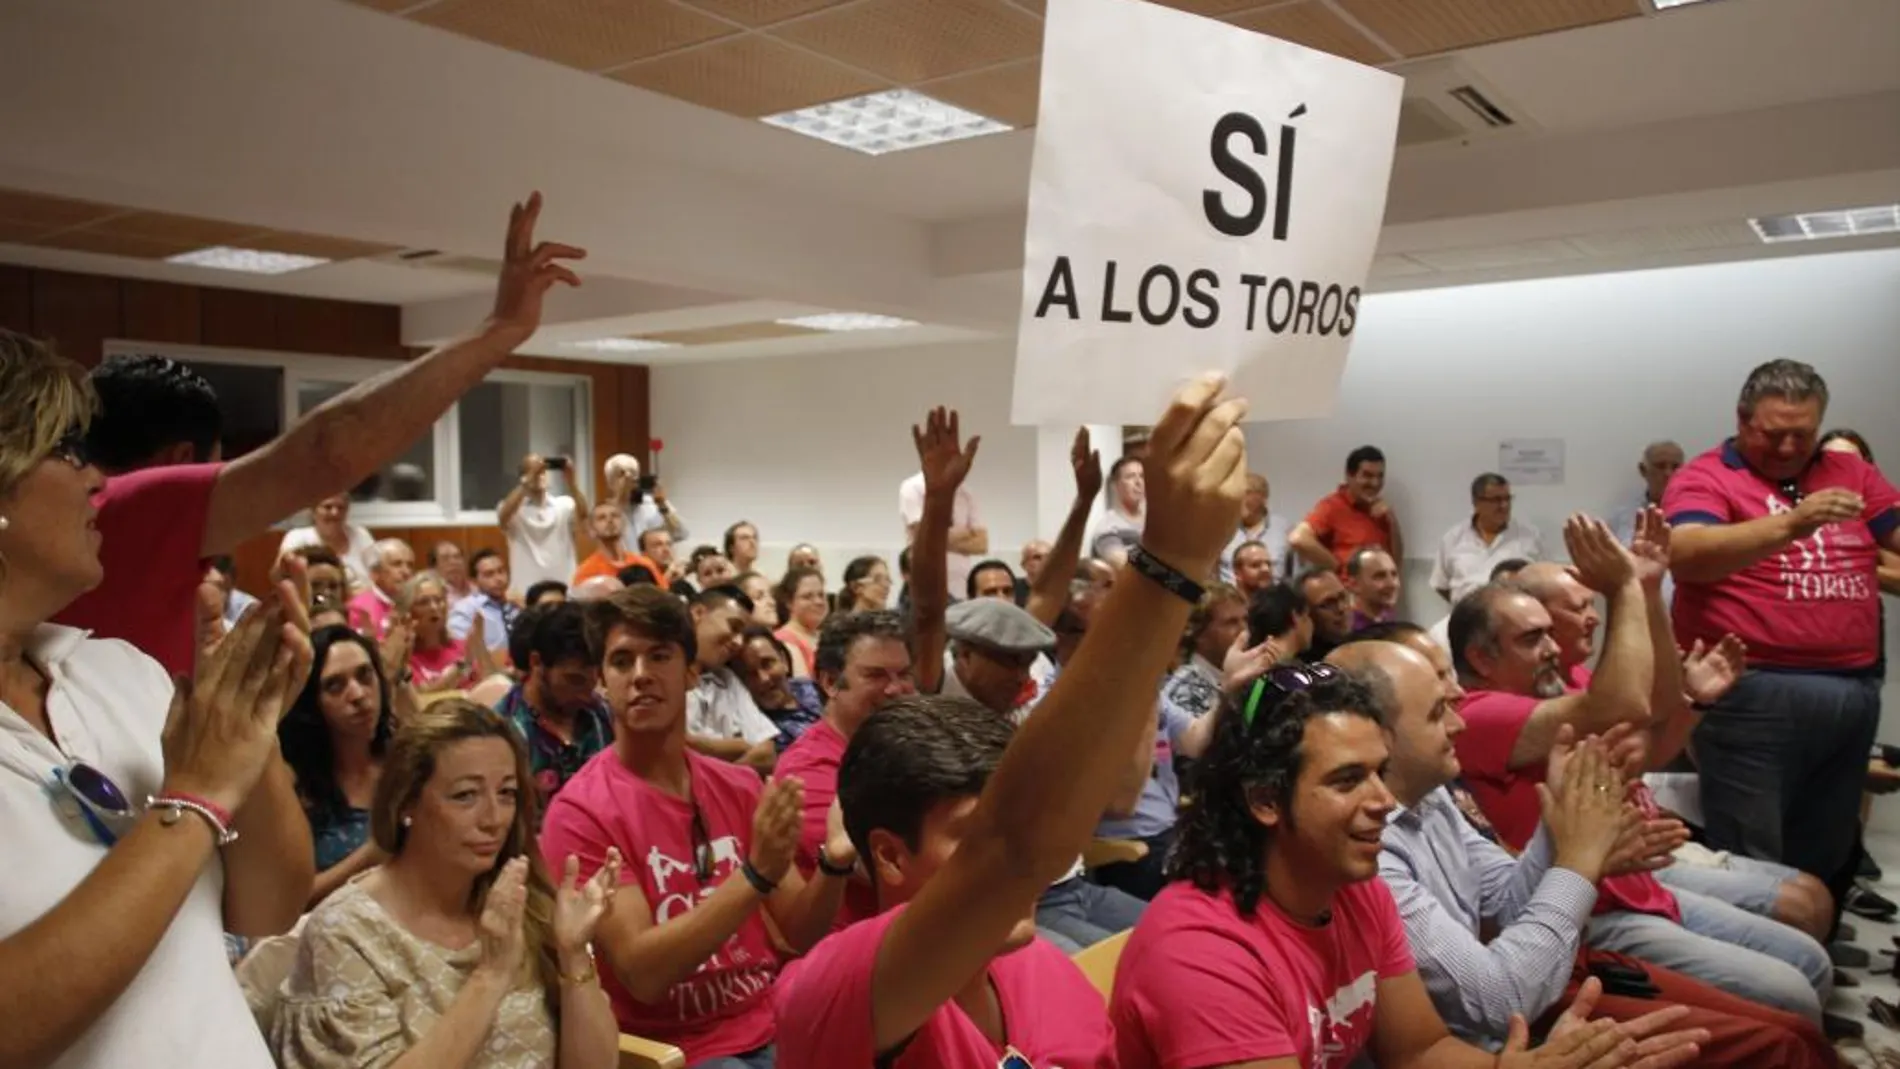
400, 816, 412, 828
0, 515, 8, 530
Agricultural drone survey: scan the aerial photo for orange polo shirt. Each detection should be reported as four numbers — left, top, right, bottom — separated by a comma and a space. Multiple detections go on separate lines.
1304, 486, 1394, 571
572, 549, 661, 587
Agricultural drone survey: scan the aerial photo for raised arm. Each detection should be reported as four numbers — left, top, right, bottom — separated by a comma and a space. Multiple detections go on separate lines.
908, 409, 979, 695
867, 376, 1246, 1054
565, 462, 592, 539
201, 194, 583, 556
1025, 428, 1103, 627
496, 455, 540, 531
1628, 509, 1694, 769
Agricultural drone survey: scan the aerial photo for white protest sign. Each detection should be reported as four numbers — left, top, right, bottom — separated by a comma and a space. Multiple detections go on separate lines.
1011, 0, 1403, 426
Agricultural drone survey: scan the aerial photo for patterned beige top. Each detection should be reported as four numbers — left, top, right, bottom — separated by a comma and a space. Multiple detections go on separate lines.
272, 879, 557, 1069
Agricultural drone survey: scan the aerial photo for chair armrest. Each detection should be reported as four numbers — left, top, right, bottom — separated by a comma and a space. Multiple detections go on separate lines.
1082, 838, 1150, 870
617, 1033, 686, 1069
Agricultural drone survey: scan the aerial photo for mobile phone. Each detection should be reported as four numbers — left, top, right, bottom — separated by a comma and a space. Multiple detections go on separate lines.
638, 473, 657, 492
545, 457, 568, 472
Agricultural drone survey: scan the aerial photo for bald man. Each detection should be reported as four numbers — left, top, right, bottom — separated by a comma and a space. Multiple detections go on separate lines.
346, 536, 414, 637
1611, 441, 1685, 603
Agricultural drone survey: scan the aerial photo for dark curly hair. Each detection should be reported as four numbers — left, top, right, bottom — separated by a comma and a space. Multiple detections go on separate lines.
278, 626, 395, 824
85, 354, 221, 471
1167, 673, 1381, 916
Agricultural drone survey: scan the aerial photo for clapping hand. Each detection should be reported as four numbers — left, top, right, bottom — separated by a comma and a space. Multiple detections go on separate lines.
1507, 977, 1706, 1069
552, 848, 622, 958
749, 776, 806, 886
485, 194, 585, 351
1682, 634, 1746, 706
1604, 812, 1691, 876
823, 795, 859, 875
1221, 630, 1286, 692
913, 407, 980, 497
163, 599, 315, 815
1539, 733, 1630, 883
1565, 515, 1637, 595
476, 856, 530, 983
1628, 507, 1671, 592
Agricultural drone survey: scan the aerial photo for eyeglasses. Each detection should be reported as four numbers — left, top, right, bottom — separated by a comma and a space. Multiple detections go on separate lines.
690, 801, 714, 883
49, 428, 90, 470
1241, 662, 1345, 730
53, 760, 135, 845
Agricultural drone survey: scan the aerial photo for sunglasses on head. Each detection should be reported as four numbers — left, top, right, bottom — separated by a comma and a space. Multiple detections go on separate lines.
1241, 662, 1345, 730
53, 760, 135, 845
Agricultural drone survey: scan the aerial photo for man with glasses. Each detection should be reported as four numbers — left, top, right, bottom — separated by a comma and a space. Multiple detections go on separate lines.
1666, 359, 1899, 923
1295, 567, 1355, 662
1433, 473, 1544, 604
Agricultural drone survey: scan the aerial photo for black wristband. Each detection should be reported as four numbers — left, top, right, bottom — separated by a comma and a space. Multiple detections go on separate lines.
1127, 544, 1205, 605
816, 844, 855, 878
739, 860, 778, 895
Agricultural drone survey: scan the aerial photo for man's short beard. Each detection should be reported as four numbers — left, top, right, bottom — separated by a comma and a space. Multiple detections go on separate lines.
1531, 670, 1565, 699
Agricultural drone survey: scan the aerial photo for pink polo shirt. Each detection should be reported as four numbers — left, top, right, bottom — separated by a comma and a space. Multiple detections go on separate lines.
345, 586, 396, 638
773, 905, 1113, 1069
1665, 440, 1898, 671
540, 750, 779, 1063
773, 719, 878, 930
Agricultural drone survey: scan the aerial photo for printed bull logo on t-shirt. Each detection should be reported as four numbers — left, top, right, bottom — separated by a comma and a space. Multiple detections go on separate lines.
644, 835, 775, 1020
1306, 970, 1378, 1069
1765, 496, 1874, 603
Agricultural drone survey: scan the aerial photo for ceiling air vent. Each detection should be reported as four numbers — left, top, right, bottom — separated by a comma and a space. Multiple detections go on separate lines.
1391, 57, 1537, 148
375, 248, 504, 276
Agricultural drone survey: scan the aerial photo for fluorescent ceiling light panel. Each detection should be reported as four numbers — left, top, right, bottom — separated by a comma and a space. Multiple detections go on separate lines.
566, 337, 679, 353
762, 90, 1011, 156
167, 246, 329, 274
1749, 205, 1900, 244
775, 312, 919, 332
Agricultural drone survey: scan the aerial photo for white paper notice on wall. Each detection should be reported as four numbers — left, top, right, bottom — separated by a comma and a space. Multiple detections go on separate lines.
1010, 0, 1403, 427
1499, 438, 1566, 486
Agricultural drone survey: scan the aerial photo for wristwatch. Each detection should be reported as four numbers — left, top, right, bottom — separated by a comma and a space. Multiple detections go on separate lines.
817, 843, 856, 878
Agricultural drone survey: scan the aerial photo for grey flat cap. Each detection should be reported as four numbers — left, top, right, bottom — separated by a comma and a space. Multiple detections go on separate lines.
946, 598, 1056, 653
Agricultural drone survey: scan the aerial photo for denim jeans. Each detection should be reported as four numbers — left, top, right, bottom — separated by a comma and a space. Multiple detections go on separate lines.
1586, 887, 1830, 1023
1654, 853, 1800, 918
693, 1046, 775, 1069
1036, 876, 1148, 954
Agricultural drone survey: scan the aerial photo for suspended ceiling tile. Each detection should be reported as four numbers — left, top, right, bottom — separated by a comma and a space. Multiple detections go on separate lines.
1407, 237, 1588, 271
1368, 253, 1434, 278
1565, 221, 1760, 259
26, 229, 203, 259
246, 230, 405, 260
614, 34, 887, 117
771, 0, 1043, 84
82, 210, 263, 247
0, 188, 122, 232
674, 0, 858, 28
640, 321, 820, 345
410, 0, 736, 73
916, 58, 1041, 127
336, 0, 424, 12
1332, 0, 1641, 58
1228, 1, 1393, 66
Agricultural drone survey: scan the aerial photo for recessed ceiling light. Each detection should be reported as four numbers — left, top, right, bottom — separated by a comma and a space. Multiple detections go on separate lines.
762, 90, 1011, 156
775, 313, 920, 332
1749, 205, 1900, 244
167, 246, 330, 274
565, 338, 679, 353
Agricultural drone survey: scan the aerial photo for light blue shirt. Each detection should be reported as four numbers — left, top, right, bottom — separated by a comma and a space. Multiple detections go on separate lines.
1218, 513, 1292, 584
448, 592, 516, 652
622, 497, 687, 541
1095, 690, 1192, 842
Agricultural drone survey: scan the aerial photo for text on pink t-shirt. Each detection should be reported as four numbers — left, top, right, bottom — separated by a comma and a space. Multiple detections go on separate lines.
54, 462, 223, 676
1111, 878, 1415, 1069
539, 749, 778, 1062
773, 904, 1114, 1069
774, 718, 878, 930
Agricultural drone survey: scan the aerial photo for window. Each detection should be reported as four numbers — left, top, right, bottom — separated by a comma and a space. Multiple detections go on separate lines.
106, 341, 591, 527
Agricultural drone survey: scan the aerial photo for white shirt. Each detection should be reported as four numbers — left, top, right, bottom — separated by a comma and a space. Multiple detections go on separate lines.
0, 626, 271, 1069
899, 473, 981, 601
686, 667, 778, 746
504, 494, 578, 593
1430, 518, 1545, 603
1090, 507, 1144, 561
279, 523, 377, 592
1217, 513, 1291, 584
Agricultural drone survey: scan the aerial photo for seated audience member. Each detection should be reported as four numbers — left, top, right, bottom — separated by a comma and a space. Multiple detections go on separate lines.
403, 572, 488, 691
617, 562, 661, 588
670, 545, 716, 598
287, 545, 352, 615
639, 527, 679, 584
1290, 444, 1403, 572
685, 586, 780, 771
695, 551, 738, 592
1355, 621, 1503, 843
604, 452, 688, 542
540, 586, 857, 1066
735, 572, 778, 628
841, 555, 894, 613
282, 493, 379, 594
496, 602, 611, 812
280, 626, 396, 905
724, 521, 760, 575
272, 700, 620, 1069
773, 377, 1246, 1069
1354, 638, 1834, 1065
1429, 557, 1532, 655
450, 549, 518, 657
736, 626, 825, 750
1219, 471, 1291, 584
774, 565, 828, 679
1345, 545, 1403, 630
1246, 579, 1315, 660
523, 579, 568, 608
570, 575, 624, 602
572, 502, 656, 588
430, 539, 475, 604
1091, 455, 1146, 565
786, 543, 822, 577
1163, 582, 1249, 720
1110, 664, 1705, 1069
206, 554, 260, 629
500, 453, 588, 595
1608, 440, 1685, 600
1230, 538, 1277, 602
776, 611, 919, 931
1433, 473, 1543, 604
0, 331, 318, 1065
966, 559, 1017, 602
1451, 518, 1831, 1022
1294, 566, 1354, 662
900, 458, 986, 604
346, 538, 416, 637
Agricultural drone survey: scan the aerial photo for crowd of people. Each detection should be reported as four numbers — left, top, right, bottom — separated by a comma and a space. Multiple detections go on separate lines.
0, 191, 1895, 1069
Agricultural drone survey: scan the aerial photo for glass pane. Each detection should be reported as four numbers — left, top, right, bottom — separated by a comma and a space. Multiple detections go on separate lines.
180, 360, 284, 461
458, 380, 583, 512
297, 380, 436, 502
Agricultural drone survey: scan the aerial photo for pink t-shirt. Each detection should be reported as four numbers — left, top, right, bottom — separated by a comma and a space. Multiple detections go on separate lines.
774, 719, 878, 929
774, 904, 1113, 1069
346, 587, 396, 638
1455, 681, 1681, 923
407, 637, 467, 690
54, 462, 223, 676
1664, 440, 1898, 670
540, 750, 778, 1062
1111, 878, 1414, 1069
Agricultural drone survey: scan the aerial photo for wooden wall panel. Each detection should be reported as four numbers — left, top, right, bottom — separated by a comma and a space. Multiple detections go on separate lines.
121, 279, 202, 345
200, 286, 279, 350
0, 265, 29, 334
276, 295, 406, 360
30, 270, 122, 367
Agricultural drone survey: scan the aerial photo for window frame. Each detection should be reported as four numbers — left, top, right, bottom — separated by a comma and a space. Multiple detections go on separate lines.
102, 339, 593, 528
